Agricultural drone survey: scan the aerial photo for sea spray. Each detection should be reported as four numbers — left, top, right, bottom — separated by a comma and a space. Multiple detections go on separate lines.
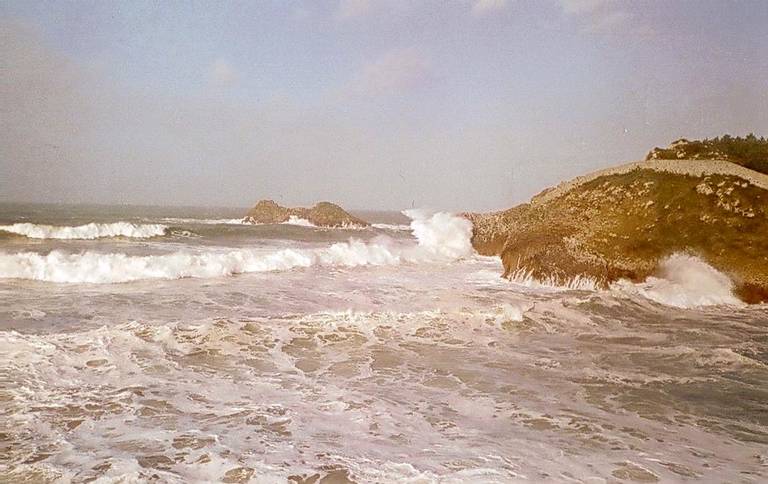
283, 216, 316, 227
505, 268, 600, 292
500, 254, 740, 308
403, 209, 475, 259
613, 253, 742, 308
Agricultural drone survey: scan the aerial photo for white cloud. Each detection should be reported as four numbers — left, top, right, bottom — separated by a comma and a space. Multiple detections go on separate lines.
208, 59, 237, 87
336, 0, 372, 20
349, 47, 431, 96
471, 0, 509, 17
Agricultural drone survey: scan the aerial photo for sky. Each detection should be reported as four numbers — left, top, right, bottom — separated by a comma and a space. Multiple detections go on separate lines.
1, 0, 767, 211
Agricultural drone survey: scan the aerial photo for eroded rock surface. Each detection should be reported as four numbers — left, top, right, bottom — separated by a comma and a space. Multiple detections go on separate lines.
468, 165, 768, 302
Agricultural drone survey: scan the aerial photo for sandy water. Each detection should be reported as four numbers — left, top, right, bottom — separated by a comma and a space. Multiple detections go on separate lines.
1, 204, 767, 483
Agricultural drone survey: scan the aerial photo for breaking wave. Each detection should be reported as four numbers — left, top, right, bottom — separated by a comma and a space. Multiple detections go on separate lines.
500, 253, 741, 308
283, 216, 315, 227
505, 268, 600, 292
0, 222, 168, 240
0, 211, 475, 283
403, 209, 474, 259
613, 253, 743, 308
372, 223, 412, 231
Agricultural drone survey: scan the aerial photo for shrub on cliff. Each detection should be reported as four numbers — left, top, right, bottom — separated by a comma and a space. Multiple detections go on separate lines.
647, 134, 768, 175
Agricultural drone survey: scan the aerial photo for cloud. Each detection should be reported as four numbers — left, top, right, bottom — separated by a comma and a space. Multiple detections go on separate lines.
208, 59, 237, 87
0, 21, 450, 209
471, 0, 509, 17
348, 47, 431, 96
336, 0, 372, 20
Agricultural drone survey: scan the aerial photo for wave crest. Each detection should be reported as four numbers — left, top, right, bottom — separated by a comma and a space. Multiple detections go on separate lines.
613, 253, 743, 308
0, 211, 475, 283
404, 209, 474, 259
0, 222, 168, 240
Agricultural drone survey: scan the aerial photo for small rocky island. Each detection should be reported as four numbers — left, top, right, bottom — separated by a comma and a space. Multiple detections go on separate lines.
468, 136, 768, 303
243, 200, 369, 228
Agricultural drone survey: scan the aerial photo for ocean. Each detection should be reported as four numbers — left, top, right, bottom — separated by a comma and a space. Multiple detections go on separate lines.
1, 203, 766, 483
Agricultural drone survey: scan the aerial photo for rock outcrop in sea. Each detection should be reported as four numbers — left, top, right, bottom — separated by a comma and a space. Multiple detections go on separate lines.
243, 200, 369, 228
468, 148, 768, 303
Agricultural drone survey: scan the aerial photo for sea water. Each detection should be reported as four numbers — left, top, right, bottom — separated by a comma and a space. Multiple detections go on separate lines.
1, 203, 766, 483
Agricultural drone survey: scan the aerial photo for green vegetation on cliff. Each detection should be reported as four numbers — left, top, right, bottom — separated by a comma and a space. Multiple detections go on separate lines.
469, 167, 768, 303
647, 134, 768, 175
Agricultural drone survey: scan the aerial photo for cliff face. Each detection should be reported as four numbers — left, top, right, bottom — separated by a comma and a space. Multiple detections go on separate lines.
469, 164, 768, 303
243, 200, 369, 228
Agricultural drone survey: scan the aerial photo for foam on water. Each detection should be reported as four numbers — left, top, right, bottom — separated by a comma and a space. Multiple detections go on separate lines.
0, 212, 476, 283
614, 253, 743, 308
372, 223, 412, 231
404, 209, 474, 259
501, 253, 741, 308
2, 205, 767, 483
505, 268, 600, 292
283, 215, 316, 227
0, 222, 168, 240
3, 299, 766, 483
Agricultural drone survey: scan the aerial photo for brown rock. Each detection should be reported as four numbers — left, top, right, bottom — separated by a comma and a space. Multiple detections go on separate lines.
468, 166, 768, 302
243, 200, 369, 228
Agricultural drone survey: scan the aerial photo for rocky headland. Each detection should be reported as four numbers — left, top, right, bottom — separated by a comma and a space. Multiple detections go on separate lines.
243, 200, 369, 228
468, 138, 768, 303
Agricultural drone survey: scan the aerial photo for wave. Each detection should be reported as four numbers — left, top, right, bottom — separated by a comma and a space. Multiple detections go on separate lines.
505, 268, 600, 291
372, 223, 412, 231
500, 253, 742, 308
275, 216, 370, 230
159, 217, 246, 225
283, 216, 315, 227
403, 209, 473, 259
0, 211, 475, 283
159, 216, 410, 231
612, 253, 743, 308
160, 216, 318, 228
0, 222, 168, 240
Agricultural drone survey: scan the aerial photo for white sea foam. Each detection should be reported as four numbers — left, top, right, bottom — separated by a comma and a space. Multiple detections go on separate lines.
372, 223, 412, 231
613, 253, 743, 308
281, 216, 368, 229
0, 211, 475, 283
497, 301, 534, 323
0, 222, 168, 240
283, 216, 316, 227
404, 209, 474, 259
506, 268, 600, 292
